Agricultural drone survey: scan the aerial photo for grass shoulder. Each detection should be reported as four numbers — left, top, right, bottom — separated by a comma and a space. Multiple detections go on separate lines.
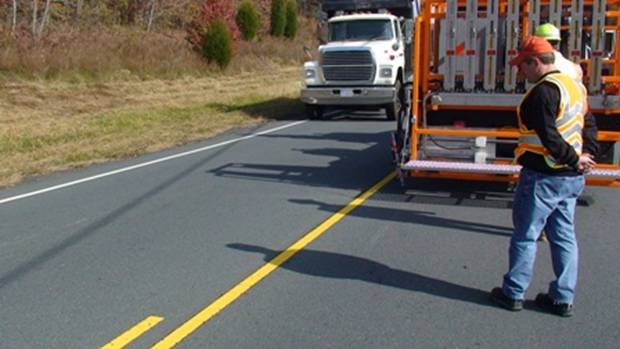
0, 66, 303, 188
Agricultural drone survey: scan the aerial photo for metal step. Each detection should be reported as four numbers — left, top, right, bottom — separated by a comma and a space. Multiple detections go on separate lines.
400, 160, 620, 178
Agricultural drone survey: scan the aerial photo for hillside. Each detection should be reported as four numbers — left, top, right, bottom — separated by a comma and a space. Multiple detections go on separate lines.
0, 1, 319, 188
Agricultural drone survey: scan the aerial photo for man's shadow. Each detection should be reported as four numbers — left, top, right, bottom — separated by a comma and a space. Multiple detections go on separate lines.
228, 243, 493, 308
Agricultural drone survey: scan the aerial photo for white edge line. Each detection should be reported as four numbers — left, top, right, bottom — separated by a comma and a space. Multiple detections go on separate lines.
0, 120, 307, 205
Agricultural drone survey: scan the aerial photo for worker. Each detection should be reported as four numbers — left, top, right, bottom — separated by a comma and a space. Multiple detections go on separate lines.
534, 23, 584, 82
534, 23, 588, 242
490, 37, 598, 317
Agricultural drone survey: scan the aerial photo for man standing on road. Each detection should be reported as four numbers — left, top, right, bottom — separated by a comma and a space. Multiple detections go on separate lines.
490, 37, 598, 317
534, 23, 588, 242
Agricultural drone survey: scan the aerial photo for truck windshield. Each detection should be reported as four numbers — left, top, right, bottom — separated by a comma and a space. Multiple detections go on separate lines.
328, 19, 393, 42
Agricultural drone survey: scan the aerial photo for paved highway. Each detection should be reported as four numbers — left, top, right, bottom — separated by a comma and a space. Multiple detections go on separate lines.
1, 112, 618, 348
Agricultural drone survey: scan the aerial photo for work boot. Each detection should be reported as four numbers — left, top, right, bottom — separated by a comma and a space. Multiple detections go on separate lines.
490, 287, 523, 311
535, 293, 574, 317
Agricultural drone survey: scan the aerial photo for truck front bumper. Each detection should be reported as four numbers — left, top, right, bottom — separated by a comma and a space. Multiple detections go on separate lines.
301, 86, 396, 106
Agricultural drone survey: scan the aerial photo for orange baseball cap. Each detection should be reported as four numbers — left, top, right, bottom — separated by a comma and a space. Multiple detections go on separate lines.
509, 36, 554, 66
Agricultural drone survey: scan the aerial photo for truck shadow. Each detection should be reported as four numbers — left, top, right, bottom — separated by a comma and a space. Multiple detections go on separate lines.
204, 97, 391, 121
376, 177, 516, 210
288, 198, 512, 237
209, 130, 395, 191
204, 97, 305, 121
227, 243, 493, 308
320, 109, 392, 121
213, 129, 519, 210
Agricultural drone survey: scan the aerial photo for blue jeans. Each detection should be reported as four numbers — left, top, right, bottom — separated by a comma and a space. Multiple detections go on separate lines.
502, 167, 585, 304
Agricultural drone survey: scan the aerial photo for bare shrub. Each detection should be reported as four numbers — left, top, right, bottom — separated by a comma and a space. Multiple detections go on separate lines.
0, 25, 210, 80
0, 10, 318, 81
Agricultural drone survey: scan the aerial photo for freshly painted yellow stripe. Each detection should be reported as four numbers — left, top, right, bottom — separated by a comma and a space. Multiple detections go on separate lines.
152, 171, 397, 349
102, 315, 164, 349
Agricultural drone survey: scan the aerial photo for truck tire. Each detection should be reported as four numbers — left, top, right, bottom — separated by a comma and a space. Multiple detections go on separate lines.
305, 104, 323, 120
385, 78, 403, 121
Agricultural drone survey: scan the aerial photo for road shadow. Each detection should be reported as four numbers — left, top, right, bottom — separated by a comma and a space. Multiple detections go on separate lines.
205, 97, 392, 122
288, 198, 512, 237
374, 178, 516, 210
259, 130, 393, 144
210, 131, 394, 191
214, 127, 519, 209
228, 243, 493, 308
320, 109, 392, 121
379, 177, 592, 208
202, 98, 393, 122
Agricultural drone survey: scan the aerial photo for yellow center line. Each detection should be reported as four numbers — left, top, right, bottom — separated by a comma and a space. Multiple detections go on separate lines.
101, 315, 164, 349
152, 171, 397, 349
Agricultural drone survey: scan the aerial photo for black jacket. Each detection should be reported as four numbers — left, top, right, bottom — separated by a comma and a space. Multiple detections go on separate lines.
517, 71, 599, 175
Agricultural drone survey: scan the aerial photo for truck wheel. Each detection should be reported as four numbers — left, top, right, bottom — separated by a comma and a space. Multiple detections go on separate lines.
385, 78, 403, 121
305, 105, 323, 120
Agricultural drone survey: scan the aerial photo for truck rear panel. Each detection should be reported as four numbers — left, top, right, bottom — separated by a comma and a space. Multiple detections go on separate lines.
396, 0, 620, 186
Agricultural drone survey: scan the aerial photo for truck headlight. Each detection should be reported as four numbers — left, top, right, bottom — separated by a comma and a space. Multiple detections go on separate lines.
305, 69, 316, 79
380, 68, 393, 78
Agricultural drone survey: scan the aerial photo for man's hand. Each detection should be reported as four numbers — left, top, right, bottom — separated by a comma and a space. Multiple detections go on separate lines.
576, 153, 596, 173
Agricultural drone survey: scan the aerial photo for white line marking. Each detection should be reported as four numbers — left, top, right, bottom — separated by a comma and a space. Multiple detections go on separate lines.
0, 121, 307, 205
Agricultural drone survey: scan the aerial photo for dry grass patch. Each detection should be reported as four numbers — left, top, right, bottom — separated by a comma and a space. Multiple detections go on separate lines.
0, 16, 318, 188
0, 66, 303, 188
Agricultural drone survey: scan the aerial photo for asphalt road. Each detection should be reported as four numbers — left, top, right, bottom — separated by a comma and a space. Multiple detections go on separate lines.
1, 112, 618, 348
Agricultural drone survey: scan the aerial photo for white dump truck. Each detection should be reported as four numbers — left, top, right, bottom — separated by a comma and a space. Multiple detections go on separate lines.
300, 0, 416, 120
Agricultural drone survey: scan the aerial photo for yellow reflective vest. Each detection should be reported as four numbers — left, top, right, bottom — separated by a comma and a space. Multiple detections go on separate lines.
515, 73, 586, 169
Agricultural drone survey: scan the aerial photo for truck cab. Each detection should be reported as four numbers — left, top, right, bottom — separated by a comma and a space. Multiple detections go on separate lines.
301, 1, 415, 120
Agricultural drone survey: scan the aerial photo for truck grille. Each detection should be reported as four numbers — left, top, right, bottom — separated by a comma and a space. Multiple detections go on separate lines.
321, 50, 375, 82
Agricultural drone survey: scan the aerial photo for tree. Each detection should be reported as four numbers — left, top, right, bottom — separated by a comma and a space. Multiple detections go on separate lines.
202, 19, 232, 68
270, 0, 285, 37
283, 0, 298, 39
11, 0, 18, 33
36, 0, 51, 37
113, 0, 144, 25
29, 0, 52, 39
186, 0, 240, 54
235, 0, 259, 41
76, 0, 82, 19
31, 0, 37, 35
146, 0, 156, 32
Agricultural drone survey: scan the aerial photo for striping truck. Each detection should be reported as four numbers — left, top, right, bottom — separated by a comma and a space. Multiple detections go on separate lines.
392, 0, 620, 186
301, 0, 417, 120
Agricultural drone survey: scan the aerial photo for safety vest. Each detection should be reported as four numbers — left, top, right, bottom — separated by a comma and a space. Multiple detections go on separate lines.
515, 73, 586, 169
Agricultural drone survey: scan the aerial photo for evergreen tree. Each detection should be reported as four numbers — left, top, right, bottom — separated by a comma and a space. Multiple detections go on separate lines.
202, 19, 233, 68
270, 0, 286, 37
236, 1, 260, 41
284, 0, 298, 39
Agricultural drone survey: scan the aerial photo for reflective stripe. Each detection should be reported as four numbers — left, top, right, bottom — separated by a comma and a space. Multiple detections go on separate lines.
558, 115, 584, 133
515, 72, 586, 168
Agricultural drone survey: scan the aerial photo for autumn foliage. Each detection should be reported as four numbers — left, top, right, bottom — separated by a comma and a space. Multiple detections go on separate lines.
0, 1, 318, 78
186, 0, 240, 54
